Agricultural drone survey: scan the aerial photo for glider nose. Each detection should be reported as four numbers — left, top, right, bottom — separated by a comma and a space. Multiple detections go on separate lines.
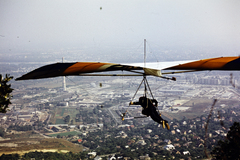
15, 63, 75, 80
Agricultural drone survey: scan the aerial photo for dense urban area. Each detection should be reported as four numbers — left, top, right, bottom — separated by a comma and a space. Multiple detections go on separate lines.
0, 61, 240, 160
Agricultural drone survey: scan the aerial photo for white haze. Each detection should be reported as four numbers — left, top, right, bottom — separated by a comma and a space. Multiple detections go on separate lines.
0, 0, 240, 62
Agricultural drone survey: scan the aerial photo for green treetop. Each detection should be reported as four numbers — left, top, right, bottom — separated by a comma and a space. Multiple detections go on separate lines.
0, 74, 13, 113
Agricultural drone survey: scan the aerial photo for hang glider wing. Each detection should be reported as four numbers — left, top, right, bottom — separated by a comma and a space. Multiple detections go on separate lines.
163, 56, 240, 71
16, 56, 240, 81
15, 62, 144, 80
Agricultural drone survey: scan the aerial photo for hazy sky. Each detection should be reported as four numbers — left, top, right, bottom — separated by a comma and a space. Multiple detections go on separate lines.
1, 0, 240, 60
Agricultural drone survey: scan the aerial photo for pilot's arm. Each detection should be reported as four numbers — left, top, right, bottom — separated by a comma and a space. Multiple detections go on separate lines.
129, 101, 140, 105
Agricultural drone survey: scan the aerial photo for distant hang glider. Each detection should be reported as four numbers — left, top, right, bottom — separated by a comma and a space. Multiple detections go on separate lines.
16, 56, 240, 81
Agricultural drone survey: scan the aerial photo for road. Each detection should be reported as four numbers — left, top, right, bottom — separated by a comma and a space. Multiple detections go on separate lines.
108, 107, 122, 125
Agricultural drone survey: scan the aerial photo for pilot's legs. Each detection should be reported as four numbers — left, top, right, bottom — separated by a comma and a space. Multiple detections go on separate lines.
142, 109, 150, 116
150, 111, 170, 130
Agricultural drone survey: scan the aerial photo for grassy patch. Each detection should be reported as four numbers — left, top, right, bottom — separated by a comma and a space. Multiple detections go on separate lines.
0, 133, 83, 155
53, 108, 81, 125
61, 108, 65, 116
56, 119, 65, 124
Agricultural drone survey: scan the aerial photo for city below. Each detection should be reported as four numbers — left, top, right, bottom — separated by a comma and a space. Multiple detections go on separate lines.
0, 62, 240, 159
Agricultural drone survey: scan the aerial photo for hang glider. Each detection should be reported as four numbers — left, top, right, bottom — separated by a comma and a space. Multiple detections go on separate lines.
15, 56, 240, 129
16, 56, 240, 81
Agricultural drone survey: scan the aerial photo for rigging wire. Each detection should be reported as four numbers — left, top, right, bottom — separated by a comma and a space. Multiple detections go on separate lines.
121, 70, 124, 95
122, 39, 160, 119
65, 76, 91, 95
118, 70, 126, 118
146, 41, 159, 62
122, 40, 144, 63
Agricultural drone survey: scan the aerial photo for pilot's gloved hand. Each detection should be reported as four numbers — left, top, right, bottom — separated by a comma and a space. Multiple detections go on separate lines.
121, 113, 126, 121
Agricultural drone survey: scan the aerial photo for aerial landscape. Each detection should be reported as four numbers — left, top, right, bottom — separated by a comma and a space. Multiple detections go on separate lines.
1, 1, 240, 160
0, 61, 240, 159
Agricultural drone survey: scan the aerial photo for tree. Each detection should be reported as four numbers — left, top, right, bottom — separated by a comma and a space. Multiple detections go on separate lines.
0, 153, 20, 160
64, 115, 70, 123
0, 74, 13, 113
211, 122, 240, 160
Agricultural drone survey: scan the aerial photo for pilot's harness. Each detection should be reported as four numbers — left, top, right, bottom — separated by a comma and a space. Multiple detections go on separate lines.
120, 76, 170, 130
121, 75, 161, 120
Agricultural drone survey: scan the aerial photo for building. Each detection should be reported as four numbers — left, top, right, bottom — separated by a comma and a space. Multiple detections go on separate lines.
88, 152, 97, 159
183, 151, 190, 155
164, 144, 175, 150
52, 126, 65, 132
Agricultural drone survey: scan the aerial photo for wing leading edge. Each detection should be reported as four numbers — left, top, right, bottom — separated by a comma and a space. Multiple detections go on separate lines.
15, 62, 143, 80
164, 56, 240, 71
16, 56, 240, 81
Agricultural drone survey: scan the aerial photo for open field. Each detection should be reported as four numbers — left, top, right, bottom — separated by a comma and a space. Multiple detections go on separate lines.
56, 119, 65, 124
51, 107, 80, 124
0, 132, 83, 156
0, 149, 70, 156
166, 98, 240, 120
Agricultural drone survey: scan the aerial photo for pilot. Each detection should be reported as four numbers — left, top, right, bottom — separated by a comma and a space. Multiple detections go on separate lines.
130, 96, 170, 130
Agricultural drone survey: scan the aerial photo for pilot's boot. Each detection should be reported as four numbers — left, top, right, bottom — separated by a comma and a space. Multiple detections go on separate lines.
160, 120, 170, 130
165, 122, 170, 130
160, 120, 165, 129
